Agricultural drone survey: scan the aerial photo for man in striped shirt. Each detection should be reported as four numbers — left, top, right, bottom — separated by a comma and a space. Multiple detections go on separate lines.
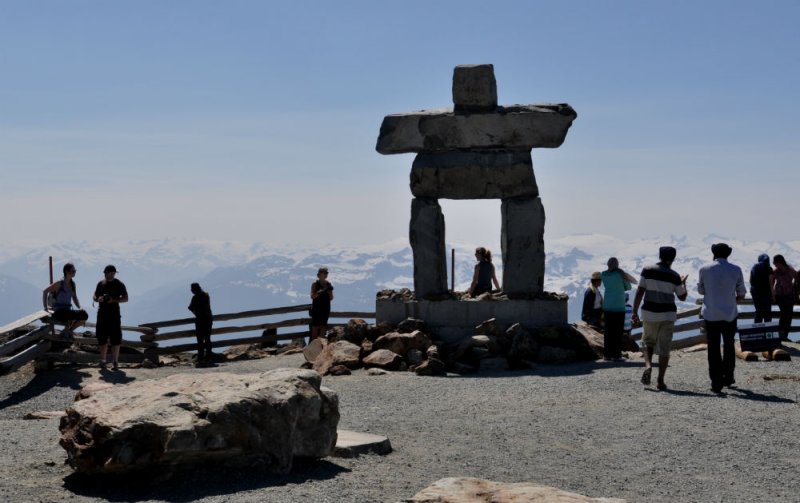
632, 246, 688, 391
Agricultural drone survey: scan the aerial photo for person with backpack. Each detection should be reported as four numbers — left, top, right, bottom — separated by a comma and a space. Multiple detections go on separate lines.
42, 262, 88, 338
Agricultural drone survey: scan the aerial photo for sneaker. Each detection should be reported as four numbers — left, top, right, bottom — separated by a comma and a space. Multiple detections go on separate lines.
656, 382, 667, 391
112, 362, 119, 371
641, 368, 652, 385
99, 360, 107, 369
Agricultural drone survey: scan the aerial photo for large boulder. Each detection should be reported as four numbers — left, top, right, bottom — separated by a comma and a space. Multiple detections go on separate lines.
362, 349, 403, 370
403, 477, 625, 502
313, 341, 362, 376
507, 323, 538, 365
59, 369, 339, 475
374, 330, 432, 356
342, 319, 370, 344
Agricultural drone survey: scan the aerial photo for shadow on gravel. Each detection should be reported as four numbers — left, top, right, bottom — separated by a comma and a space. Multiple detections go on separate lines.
0, 367, 92, 410
724, 387, 795, 404
454, 359, 643, 379
62, 459, 350, 502
98, 368, 135, 384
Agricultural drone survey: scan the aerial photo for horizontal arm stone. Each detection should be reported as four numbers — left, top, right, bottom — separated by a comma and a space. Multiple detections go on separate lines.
376, 104, 577, 154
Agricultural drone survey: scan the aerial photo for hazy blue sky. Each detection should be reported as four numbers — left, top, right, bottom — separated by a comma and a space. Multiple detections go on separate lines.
2, 0, 798, 250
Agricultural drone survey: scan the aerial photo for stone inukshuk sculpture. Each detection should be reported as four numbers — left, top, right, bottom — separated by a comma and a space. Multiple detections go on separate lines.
376, 64, 577, 299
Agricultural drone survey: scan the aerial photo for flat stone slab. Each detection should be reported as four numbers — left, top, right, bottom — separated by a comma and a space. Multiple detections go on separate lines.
411, 151, 537, 199
333, 429, 392, 458
403, 477, 626, 502
376, 104, 577, 154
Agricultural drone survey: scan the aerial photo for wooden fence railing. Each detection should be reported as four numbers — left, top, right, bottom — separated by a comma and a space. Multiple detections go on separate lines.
630, 298, 800, 351
0, 305, 376, 374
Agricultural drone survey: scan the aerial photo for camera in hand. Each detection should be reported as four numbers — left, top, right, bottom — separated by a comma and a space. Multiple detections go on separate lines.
102, 294, 112, 302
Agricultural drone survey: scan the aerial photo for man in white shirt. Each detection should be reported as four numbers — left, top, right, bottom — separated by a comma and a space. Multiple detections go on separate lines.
698, 243, 747, 394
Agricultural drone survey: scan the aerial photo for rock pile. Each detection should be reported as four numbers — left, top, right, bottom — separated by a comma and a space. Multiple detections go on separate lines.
307, 317, 604, 376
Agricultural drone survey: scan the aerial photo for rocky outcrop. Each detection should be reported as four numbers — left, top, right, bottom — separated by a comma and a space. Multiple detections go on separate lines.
374, 330, 432, 356
402, 477, 625, 503
59, 369, 339, 475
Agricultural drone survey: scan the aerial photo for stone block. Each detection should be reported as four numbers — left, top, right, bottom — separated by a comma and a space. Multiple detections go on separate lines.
376, 103, 577, 154
409, 198, 448, 298
59, 369, 339, 475
333, 430, 392, 458
452, 64, 497, 112
501, 197, 545, 296
410, 151, 538, 199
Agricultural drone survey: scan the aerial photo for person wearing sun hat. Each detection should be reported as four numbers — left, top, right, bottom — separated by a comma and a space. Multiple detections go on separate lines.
698, 243, 746, 393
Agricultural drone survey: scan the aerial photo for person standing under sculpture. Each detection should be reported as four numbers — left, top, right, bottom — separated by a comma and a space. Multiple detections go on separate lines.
93, 265, 128, 370
42, 262, 89, 338
581, 272, 603, 329
698, 243, 746, 393
189, 282, 215, 367
310, 267, 334, 341
749, 254, 773, 324
601, 257, 635, 360
468, 247, 501, 298
632, 246, 687, 391
771, 254, 796, 340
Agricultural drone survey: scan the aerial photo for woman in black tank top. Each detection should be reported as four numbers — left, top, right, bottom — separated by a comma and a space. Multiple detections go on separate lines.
468, 247, 501, 298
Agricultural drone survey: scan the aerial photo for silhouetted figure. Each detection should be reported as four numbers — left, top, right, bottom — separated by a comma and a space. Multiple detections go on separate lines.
749, 254, 773, 323
601, 257, 635, 360
310, 267, 334, 341
93, 265, 128, 371
189, 282, 214, 367
468, 247, 501, 297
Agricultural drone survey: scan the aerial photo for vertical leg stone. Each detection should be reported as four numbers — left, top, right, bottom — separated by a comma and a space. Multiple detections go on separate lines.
501, 197, 545, 297
410, 198, 448, 299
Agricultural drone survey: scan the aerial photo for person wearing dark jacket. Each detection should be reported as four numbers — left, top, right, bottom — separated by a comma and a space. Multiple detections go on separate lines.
581, 272, 603, 328
749, 254, 773, 323
189, 283, 214, 367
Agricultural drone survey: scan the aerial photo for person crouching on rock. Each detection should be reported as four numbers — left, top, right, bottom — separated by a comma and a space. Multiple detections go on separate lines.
468, 247, 501, 298
189, 282, 215, 367
43, 262, 89, 338
310, 267, 334, 341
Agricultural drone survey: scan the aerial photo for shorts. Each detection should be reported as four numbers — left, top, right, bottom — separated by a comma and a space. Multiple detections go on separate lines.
642, 320, 675, 357
96, 316, 123, 346
52, 309, 89, 323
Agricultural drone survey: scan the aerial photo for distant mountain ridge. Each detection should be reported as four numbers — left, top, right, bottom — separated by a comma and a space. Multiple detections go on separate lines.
2, 235, 798, 326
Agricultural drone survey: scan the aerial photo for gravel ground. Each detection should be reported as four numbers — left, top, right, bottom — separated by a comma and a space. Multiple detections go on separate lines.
1, 344, 799, 503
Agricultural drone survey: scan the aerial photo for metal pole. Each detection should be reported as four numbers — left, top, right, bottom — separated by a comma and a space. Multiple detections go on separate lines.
451, 248, 455, 292
49, 256, 53, 284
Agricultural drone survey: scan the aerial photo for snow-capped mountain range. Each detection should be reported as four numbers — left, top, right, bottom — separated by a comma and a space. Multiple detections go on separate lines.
2, 235, 799, 326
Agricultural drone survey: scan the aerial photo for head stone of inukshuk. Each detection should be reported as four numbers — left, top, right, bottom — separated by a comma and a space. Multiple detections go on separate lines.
376, 64, 577, 299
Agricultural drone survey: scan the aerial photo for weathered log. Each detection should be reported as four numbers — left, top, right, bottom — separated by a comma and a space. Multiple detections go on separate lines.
0, 326, 50, 357
0, 310, 49, 336
153, 318, 312, 342
735, 341, 759, 361
671, 334, 707, 350
762, 348, 791, 361
140, 305, 313, 329
0, 340, 52, 375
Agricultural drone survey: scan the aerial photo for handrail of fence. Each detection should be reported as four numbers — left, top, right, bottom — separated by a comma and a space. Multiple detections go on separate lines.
1, 305, 376, 373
